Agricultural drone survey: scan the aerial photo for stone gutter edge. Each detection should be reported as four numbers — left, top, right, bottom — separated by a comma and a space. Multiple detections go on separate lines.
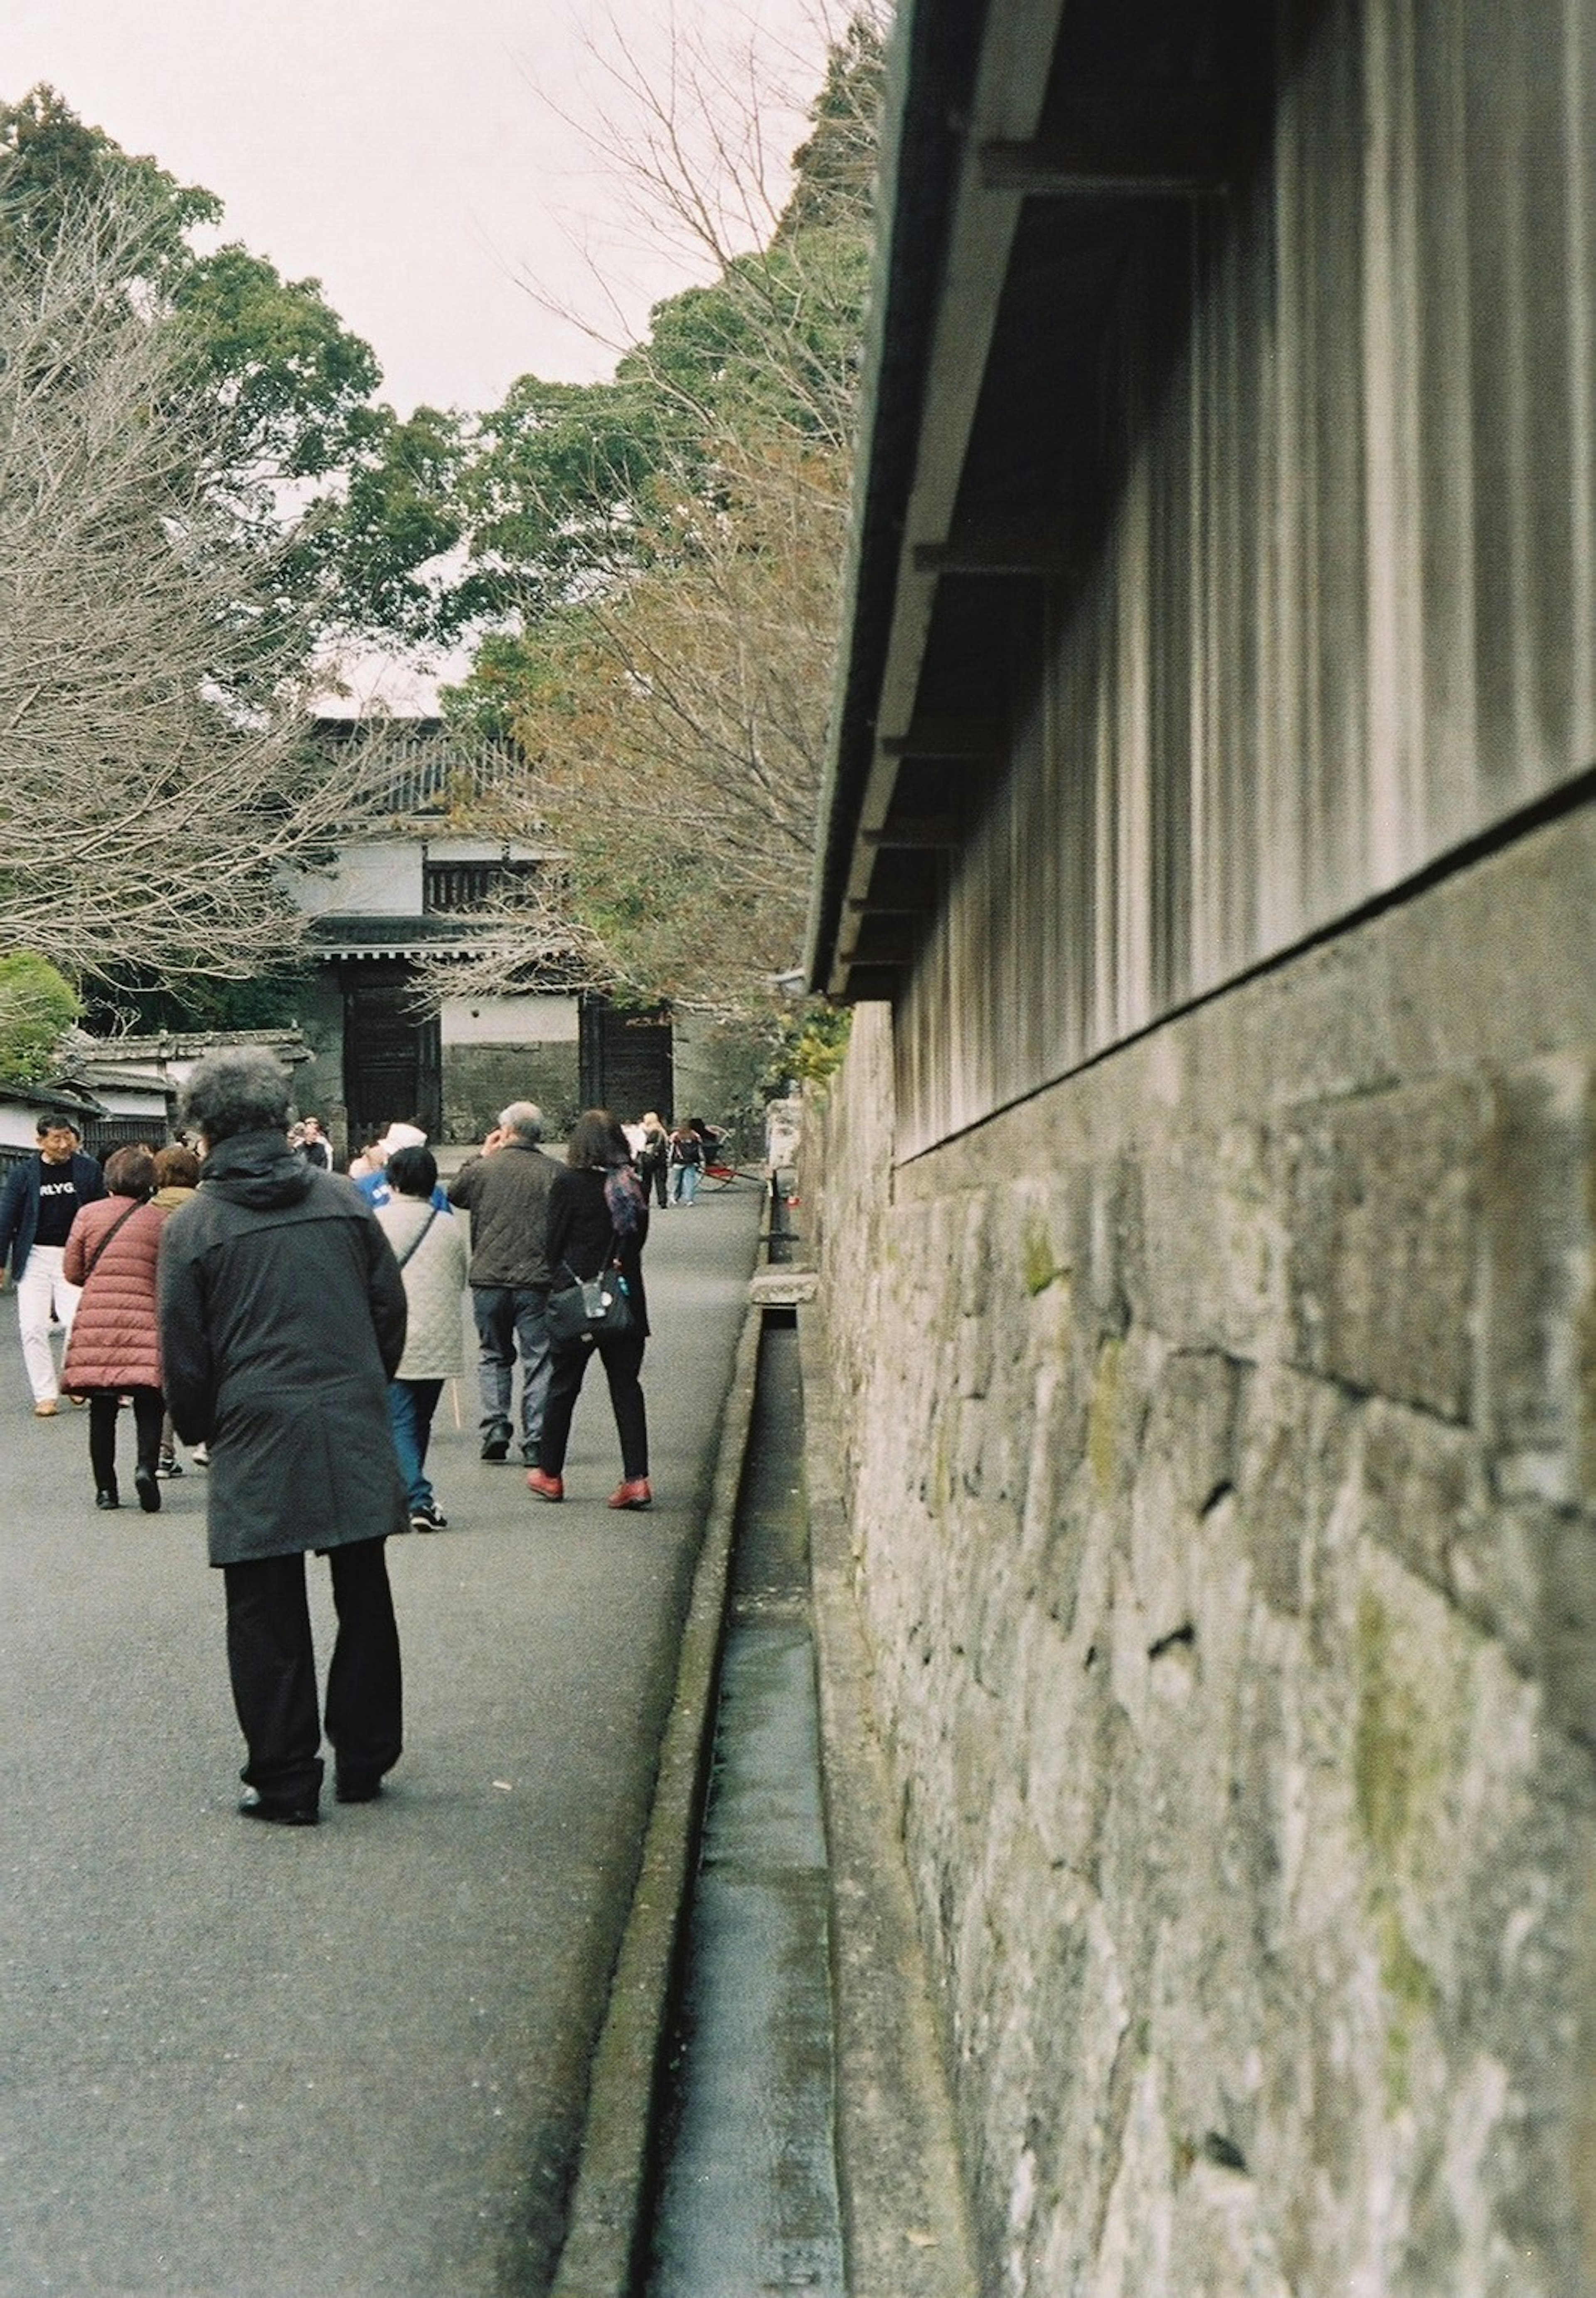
800, 1303, 981, 2298
549, 1302, 762, 2298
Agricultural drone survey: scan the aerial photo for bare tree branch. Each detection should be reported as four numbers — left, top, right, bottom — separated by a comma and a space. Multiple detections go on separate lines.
0, 192, 365, 987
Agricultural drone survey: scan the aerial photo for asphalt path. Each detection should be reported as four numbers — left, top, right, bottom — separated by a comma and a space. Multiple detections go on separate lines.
0, 1184, 762, 2298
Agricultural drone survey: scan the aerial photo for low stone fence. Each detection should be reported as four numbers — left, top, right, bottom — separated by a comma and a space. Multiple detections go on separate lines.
807, 807, 1596, 2296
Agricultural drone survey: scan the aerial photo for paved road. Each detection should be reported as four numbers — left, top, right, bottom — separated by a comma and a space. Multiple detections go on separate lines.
0, 1186, 762, 2298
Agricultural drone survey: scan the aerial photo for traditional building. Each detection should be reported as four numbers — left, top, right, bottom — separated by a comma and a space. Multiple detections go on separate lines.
289, 721, 672, 1151
808, 1, 1596, 2290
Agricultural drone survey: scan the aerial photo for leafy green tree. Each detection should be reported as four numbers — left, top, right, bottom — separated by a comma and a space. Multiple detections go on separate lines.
0, 86, 386, 583
0, 953, 79, 1084
0, 84, 217, 272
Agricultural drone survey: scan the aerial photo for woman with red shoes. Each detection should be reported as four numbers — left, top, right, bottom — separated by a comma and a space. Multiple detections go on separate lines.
527, 1109, 653, 1510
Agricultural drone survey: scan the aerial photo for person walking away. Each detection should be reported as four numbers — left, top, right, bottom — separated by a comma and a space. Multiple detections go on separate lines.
447, 1101, 557, 1465
352, 1122, 451, 1212
527, 1109, 652, 1510
0, 1113, 106, 1414
666, 1120, 702, 1207
376, 1143, 469, 1531
61, 1146, 173, 1512
158, 1049, 408, 1827
150, 1144, 200, 1477
636, 1111, 669, 1209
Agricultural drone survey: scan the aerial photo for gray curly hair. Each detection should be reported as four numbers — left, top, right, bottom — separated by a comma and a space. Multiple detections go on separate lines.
180, 1049, 292, 1145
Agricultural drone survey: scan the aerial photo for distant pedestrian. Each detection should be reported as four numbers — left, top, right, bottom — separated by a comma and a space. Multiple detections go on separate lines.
448, 1101, 558, 1465
150, 1143, 200, 1479
159, 1049, 408, 1827
666, 1119, 702, 1207
62, 1145, 170, 1513
636, 1111, 669, 1208
0, 1113, 106, 1414
377, 1143, 469, 1532
528, 1109, 652, 1510
299, 1116, 332, 1171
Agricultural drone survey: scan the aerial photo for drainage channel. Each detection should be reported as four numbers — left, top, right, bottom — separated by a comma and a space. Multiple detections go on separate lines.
643, 1303, 845, 2298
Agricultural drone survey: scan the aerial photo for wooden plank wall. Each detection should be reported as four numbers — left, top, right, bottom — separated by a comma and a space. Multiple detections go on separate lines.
896, 0, 1596, 1158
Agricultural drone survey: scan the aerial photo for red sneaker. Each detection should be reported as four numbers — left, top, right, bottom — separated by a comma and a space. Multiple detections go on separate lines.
526, 1468, 564, 1502
608, 1478, 653, 1510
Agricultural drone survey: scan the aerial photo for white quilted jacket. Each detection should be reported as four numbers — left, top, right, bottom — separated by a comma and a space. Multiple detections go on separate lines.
376, 1197, 470, 1379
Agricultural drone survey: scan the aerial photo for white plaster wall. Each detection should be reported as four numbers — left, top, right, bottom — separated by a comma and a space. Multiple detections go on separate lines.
440, 996, 579, 1047
289, 843, 421, 918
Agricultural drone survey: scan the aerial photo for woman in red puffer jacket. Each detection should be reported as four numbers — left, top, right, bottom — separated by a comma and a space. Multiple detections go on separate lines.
63, 1145, 171, 1514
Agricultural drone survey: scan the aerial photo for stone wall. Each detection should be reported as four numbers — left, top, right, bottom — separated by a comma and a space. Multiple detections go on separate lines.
810, 808, 1596, 2296
441, 1044, 581, 1146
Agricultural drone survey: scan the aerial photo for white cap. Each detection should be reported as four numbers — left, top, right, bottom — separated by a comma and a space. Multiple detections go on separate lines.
377, 1122, 427, 1155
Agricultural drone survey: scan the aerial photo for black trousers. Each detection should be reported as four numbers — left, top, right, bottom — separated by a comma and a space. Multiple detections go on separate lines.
222, 1539, 402, 1808
88, 1388, 164, 1495
537, 1335, 648, 1481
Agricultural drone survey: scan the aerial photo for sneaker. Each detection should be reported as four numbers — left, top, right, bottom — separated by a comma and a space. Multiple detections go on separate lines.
32, 1399, 57, 1417
155, 1455, 183, 1479
526, 1468, 564, 1503
409, 1504, 447, 1532
608, 1478, 653, 1510
480, 1424, 511, 1462
192, 1443, 209, 1468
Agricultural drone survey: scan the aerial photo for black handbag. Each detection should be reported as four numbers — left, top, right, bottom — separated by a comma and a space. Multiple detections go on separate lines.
547, 1255, 639, 1348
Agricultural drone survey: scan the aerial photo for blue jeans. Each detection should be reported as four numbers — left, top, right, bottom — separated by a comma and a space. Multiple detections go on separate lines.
668, 1161, 699, 1206
388, 1378, 444, 1511
471, 1285, 552, 1457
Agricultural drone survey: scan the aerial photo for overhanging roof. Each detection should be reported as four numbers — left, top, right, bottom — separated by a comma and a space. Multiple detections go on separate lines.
807, 0, 1270, 1001
308, 915, 576, 965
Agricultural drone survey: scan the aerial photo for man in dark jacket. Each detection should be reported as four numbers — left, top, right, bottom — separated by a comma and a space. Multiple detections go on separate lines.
159, 1050, 409, 1827
447, 1100, 557, 1463
0, 1113, 106, 1413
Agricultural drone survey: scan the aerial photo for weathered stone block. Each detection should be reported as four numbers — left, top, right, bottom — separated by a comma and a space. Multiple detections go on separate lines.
1481, 1059, 1596, 1507
1286, 1076, 1483, 1421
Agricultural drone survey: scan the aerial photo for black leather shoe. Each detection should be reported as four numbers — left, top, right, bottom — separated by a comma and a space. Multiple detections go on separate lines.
95, 1488, 118, 1510
480, 1424, 511, 1462
334, 1773, 383, 1804
239, 1789, 319, 1826
134, 1469, 161, 1514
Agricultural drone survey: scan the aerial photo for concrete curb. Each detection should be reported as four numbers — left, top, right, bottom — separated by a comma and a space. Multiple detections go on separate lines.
799, 1303, 980, 2298
549, 1303, 763, 2298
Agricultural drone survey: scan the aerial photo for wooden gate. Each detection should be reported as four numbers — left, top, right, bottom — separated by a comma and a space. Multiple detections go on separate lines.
343, 971, 440, 1151
579, 996, 673, 1121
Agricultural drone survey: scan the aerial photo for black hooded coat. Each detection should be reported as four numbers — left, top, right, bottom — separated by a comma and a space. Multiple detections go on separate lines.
158, 1130, 409, 1566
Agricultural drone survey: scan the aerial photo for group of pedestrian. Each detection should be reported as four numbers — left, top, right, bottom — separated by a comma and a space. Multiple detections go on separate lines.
632, 1112, 724, 1209
2, 1058, 666, 1827
447, 1101, 653, 1512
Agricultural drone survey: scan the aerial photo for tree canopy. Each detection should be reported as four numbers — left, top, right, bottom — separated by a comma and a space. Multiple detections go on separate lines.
412, 10, 887, 1015
0, 21, 887, 1026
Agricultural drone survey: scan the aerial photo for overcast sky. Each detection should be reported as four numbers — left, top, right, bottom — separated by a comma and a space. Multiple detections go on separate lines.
0, 0, 832, 419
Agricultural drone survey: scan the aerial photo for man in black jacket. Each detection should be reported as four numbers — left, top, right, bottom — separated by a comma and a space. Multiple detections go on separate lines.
447, 1100, 557, 1464
0, 1113, 106, 1414
159, 1050, 409, 1827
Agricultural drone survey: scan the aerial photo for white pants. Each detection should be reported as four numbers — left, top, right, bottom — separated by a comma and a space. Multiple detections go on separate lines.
17, 1244, 81, 1405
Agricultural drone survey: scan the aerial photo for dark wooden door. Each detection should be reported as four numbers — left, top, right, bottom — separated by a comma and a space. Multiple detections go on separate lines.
579, 996, 673, 1120
343, 972, 440, 1150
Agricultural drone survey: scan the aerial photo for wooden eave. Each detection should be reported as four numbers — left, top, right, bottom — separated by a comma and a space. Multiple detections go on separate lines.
806, 0, 1268, 1005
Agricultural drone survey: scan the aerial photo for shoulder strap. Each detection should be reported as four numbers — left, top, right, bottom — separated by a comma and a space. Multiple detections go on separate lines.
82, 1199, 145, 1283
394, 1206, 439, 1270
